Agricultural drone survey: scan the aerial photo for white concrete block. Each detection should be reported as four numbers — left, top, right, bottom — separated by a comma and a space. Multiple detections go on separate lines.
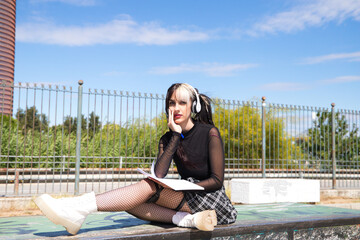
231, 178, 320, 204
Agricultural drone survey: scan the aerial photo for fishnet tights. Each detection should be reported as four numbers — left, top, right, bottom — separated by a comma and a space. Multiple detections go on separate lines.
96, 179, 156, 211
155, 188, 191, 212
96, 179, 191, 223
126, 203, 175, 223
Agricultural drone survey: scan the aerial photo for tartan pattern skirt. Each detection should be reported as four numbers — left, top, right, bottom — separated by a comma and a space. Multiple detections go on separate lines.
183, 177, 238, 225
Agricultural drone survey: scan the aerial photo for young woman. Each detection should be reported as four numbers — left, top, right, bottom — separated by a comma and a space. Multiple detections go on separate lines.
34, 83, 237, 235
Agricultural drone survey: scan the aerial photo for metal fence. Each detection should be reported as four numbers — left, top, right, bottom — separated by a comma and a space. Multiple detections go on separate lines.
0, 81, 359, 197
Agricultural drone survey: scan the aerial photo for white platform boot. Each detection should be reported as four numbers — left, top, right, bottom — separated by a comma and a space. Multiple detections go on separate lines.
172, 210, 217, 231
34, 192, 98, 235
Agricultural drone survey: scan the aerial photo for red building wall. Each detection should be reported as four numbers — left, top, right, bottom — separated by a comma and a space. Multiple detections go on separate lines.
0, 0, 16, 116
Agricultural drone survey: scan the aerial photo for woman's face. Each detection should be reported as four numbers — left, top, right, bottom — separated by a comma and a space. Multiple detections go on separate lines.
168, 89, 192, 125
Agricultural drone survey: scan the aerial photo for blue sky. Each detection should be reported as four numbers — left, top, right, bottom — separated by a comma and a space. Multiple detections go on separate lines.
14, 0, 360, 110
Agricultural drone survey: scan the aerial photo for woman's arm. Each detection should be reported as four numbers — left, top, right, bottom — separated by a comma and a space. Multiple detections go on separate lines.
154, 132, 181, 178
154, 108, 183, 178
195, 127, 225, 192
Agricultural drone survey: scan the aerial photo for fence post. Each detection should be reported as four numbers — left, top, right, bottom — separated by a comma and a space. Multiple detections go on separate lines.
75, 80, 83, 195
262, 96, 266, 178
331, 103, 336, 189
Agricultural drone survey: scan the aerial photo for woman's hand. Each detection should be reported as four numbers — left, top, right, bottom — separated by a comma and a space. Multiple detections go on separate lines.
168, 109, 182, 133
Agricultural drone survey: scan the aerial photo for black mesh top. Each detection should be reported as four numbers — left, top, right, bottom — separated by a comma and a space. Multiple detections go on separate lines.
154, 122, 225, 192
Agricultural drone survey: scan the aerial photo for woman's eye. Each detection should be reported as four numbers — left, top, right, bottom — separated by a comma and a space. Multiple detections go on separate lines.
169, 101, 175, 106
180, 101, 187, 105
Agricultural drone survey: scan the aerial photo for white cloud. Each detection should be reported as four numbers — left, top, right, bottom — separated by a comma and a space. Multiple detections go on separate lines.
149, 63, 258, 77
302, 51, 360, 64
30, 0, 97, 6
258, 82, 310, 91
16, 18, 209, 46
321, 75, 360, 83
259, 75, 360, 92
249, 0, 360, 36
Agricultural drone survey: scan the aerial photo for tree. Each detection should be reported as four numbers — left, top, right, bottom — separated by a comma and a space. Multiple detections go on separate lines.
62, 112, 101, 137
87, 112, 101, 137
63, 115, 86, 134
83, 114, 168, 169
16, 106, 49, 133
303, 111, 359, 169
0, 115, 19, 167
212, 101, 303, 169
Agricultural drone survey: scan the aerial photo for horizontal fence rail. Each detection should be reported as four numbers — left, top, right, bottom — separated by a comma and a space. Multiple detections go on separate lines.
0, 80, 359, 197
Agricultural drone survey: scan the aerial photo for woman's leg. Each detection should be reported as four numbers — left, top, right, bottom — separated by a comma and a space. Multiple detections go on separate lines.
34, 178, 157, 235
127, 203, 175, 223
126, 188, 190, 223
96, 178, 157, 211
154, 188, 217, 231
127, 189, 216, 231
154, 188, 191, 212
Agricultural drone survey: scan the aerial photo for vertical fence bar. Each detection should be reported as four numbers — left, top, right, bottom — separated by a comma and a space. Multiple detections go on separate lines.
85, 89, 90, 193
331, 103, 336, 189
105, 90, 110, 191
59, 86, 66, 193
112, 90, 117, 189
357, 110, 359, 188
261, 96, 266, 178
75, 80, 84, 195
118, 91, 123, 186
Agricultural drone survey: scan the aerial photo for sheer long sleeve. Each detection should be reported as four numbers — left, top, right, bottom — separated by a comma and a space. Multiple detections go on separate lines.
195, 127, 225, 192
154, 132, 181, 178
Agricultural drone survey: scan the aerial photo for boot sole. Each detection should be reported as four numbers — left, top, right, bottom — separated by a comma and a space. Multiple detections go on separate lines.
34, 194, 81, 235
194, 210, 217, 231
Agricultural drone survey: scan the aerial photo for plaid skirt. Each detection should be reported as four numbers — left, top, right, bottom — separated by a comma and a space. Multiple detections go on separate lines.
184, 177, 238, 225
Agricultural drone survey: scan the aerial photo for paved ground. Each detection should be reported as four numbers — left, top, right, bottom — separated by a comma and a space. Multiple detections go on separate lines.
1, 203, 360, 240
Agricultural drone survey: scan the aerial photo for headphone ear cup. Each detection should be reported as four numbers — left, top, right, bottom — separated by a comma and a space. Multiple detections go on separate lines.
192, 101, 197, 113
196, 100, 201, 113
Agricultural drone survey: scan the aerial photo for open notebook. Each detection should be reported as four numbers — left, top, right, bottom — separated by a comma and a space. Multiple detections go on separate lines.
137, 163, 204, 191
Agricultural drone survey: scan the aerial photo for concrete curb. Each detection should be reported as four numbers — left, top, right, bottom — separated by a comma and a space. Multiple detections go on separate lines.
321, 189, 360, 198
0, 197, 38, 211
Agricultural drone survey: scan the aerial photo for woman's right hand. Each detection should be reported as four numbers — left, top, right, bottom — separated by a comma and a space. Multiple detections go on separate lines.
168, 109, 182, 134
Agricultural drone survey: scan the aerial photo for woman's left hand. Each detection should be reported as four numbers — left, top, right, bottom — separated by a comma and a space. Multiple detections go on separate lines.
168, 109, 182, 133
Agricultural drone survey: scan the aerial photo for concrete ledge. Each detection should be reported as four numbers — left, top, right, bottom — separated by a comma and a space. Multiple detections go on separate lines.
321, 189, 360, 199
0, 197, 37, 211
231, 178, 320, 204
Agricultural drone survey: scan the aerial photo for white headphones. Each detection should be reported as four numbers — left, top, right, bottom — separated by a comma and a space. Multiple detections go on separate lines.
186, 83, 201, 113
